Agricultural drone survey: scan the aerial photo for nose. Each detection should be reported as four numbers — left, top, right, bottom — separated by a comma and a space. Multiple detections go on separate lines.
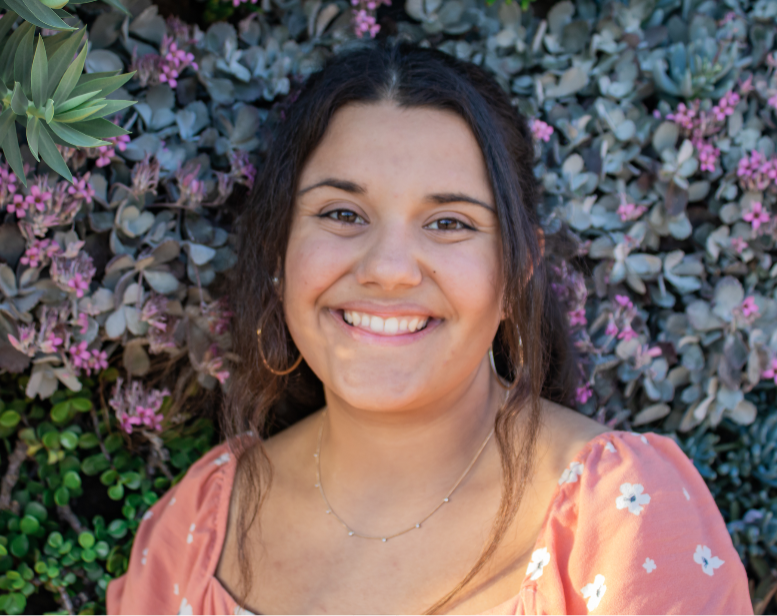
354, 220, 423, 290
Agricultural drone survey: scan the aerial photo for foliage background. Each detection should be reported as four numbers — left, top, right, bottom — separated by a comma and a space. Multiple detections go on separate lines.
2, 0, 777, 612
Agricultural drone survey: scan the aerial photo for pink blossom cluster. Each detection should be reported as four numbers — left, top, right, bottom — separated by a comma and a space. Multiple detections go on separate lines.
68, 340, 108, 376
175, 163, 207, 208
531, 119, 554, 143
762, 358, 777, 385
158, 35, 199, 88
8, 305, 68, 357
0, 165, 27, 217
730, 236, 748, 255
550, 262, 588, 331
142, 294, 180, 354
109, 377, 170, 434
666, 101, 699, 131
229, 151, 257, 190
605, 294, 639, 342
633, 344, 662, 370
575, 384, 593, 404
710, 91, 740, 122
617, 200, 647, 222
20, 238, 61, 268
200, 343, 230, 384
95, 134, 131, 168
17, 176, 93, 238
50, 250, 97, 299
350, 0, 390, 38
695, 139, 720, 173
742, 201, 770, 233
740, 296, 759, 318
737, 150, 777, 192
203, 297, 233, 336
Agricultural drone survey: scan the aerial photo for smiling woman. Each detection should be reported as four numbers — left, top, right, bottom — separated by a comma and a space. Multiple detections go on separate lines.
106, 42, 751, 615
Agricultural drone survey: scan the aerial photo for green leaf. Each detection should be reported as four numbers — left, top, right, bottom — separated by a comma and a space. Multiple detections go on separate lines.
53, 485, 69, 506
104, 432, 123, 453
1, 118, 25, 185
44, 98, 54, 123
12, 20, 34, 98
51, 39, 87, 106
53, 102, 106, 123
78, 432, 99, 449
0, 409, 20, 428
68, 117, 128, 138
68, 71, 135, 102
0, 543, 6, 557
0, 12, 18, 55
26, 115, 41, 161
50, 401, 71, 423
24, 501, 47, 522
3, 0, 76, 31
2, 592, 26, 615
38, 123, 72, 182
10, 534, 29, 558
54, 89, 99, 114
62, 470, 81, 489
47, 531, 63, 548
70, 397, 93, 411
59, 430, 79, 450
41, 29, 71, 57
41, 430, 60, 450
30, 35, 48, 109
46, 28, 86, 99
10, 81, 29, 115
100, 469, 118, 485
0, 108, 16, 151
97, 0, 129, 13
106, 519, 127, 539
78, 531, 94, 549
81, 453, 111, 475
107, 483, 124, 500
19, 515, 40, 535
81, 98, 136, 120
0, 20, 32, 86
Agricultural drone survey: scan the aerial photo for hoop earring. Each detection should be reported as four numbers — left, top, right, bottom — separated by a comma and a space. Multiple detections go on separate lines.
256, 328, 303, 376
489, 345, 518, 390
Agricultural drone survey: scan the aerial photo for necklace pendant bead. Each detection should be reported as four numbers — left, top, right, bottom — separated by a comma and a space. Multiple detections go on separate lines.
326, 510, 331, 514
382, 538, 387, 542
348, 531, 354, 536
443, 497, 449, 502
315, 484, 320, 488
416, 524, 420, 528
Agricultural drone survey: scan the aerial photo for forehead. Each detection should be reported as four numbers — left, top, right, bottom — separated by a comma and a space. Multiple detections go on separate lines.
300, 101, 493, 197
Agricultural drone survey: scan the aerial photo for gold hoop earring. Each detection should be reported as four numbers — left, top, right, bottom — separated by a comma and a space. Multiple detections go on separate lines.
256, 328, 303, 376
489, 345, 518, 390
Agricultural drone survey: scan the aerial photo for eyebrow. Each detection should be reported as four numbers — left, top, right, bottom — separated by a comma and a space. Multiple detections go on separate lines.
297, 178, 495, 212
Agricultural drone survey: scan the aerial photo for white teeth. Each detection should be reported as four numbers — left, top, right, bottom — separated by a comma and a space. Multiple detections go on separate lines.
342, 311, 430, 335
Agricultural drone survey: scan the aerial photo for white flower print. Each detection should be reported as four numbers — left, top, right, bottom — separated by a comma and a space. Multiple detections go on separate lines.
558, 461, 584, 485
643, 557, 656, 573
142, 510, 154, 521
234, 607, 254, 615
141, 548, 148, 565
580, 574, 606, 611
214, 453, 230, 466
694, 545, 724, 576
178, 598, 193, 615
630, 432, 649, 444
615, 483, 651, 515
683, 488, 690, 501
604, 442, 616, 453
169, 497, 176, 507
187, 523, 196, 544
174, 583, 179, 596
525, 547, 551, 581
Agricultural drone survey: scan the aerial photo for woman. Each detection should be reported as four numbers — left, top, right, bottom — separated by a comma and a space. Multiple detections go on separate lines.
107, 42, 751, 614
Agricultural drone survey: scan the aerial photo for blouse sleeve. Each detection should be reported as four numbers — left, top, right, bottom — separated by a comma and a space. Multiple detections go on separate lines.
106, 442, 236, 615
529, 431, 752, 615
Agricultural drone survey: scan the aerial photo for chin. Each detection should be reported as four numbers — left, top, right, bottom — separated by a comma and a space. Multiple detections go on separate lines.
333, 380, 427, 413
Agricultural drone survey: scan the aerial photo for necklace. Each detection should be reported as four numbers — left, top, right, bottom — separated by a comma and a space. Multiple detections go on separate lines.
314, 411, 495, 542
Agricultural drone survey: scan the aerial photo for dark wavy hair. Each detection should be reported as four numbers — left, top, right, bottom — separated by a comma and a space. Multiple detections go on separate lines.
223, 40, 577, 613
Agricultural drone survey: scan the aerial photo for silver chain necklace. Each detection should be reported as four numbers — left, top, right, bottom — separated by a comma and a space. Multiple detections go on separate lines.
314, 411, 495, 542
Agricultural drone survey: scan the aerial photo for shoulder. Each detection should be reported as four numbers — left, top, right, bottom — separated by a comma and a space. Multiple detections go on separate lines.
527, 430, 752, 614
106, 442, 238, 615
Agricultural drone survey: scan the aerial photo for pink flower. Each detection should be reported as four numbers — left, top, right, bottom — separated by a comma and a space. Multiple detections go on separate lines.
95, 145, 115, 167
617, 201, 647, 222
568, 308, 587, 327
741, 296, 759, 318
67, 174, 96, 204
66, 273, 90, 298
617, 326, 638, 342
710, 91, 739, 121
531, 119, 554, 143
20, 239, 60, 268
110, 378, 170, 434
68, 340, 92, 371
730, 236, 748, 254
25, 185, 52, 212
742, 201, 770, 231
762, 358, 777, 384
605, 318, 618, 337
666, 101, 699, 131
695, 139, 720, 173
7, 194, 27, 217
75, 312, 89, 334
614, 295, 633, 309
575, 384, 593, 405
769, 93, 777, 111
89, 349, 109, 373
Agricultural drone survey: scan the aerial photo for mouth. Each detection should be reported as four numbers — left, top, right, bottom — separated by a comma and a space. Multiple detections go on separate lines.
339, 309, 433, 336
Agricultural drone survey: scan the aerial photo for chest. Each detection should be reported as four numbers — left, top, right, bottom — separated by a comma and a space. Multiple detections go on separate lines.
217, 471, 556, 615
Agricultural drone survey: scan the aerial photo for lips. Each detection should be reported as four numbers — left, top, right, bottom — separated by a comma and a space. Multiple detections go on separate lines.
342, 310, 430, 335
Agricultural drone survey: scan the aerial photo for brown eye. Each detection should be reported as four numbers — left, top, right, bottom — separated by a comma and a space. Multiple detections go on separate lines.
427, 218, 472, 231
323, 209, 365, 224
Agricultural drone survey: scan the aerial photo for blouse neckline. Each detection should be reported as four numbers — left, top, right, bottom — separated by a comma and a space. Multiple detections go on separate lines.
206, 429, 620, 614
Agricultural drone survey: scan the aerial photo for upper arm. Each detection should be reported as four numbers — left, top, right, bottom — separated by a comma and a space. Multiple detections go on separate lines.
549, 432, 752, 614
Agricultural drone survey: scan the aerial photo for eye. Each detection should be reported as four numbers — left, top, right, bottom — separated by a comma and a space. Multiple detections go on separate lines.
321, 209, 366, 225
426, 217, 474, 231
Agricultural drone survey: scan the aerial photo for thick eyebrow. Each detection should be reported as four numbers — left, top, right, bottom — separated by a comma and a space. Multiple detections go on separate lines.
297, 178, 495, 212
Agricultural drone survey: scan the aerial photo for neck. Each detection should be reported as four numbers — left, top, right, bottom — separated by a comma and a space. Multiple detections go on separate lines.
316, 356, 507, 535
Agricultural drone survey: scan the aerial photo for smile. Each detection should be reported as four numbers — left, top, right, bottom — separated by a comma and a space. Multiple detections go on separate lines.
342, 310, 430, 335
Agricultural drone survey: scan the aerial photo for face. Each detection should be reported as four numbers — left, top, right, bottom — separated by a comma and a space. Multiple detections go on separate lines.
284, 101, 504, 412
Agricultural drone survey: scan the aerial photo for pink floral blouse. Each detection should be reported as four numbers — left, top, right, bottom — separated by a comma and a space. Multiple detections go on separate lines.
107, 431, 753, 615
